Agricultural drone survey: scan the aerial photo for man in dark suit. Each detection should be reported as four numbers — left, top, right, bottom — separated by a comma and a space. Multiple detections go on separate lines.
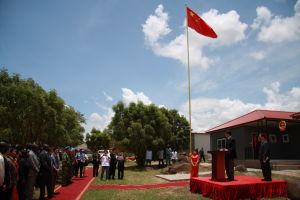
92, 149, 100, 177
224, 131, 237, 181
259, 134, 272, 181
109, 148, 117, 180
38, 144, 54, 200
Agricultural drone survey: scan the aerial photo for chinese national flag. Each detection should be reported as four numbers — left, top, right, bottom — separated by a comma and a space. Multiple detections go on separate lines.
187, 7, 217, 38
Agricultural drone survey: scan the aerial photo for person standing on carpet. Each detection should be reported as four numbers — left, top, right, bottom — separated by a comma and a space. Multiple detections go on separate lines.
26, 144, 40, 200
18, 149, 30, 200
51, 148, 60, 196
100, 150, 110, 180
190, 150, 200, 178
224, 131, 237, 181
38, 144, 54, 200
5, 146, 19, 200
70, 148, 77, 179
82, 151, 88, 177
62, 146, 71, 186
117, 151, 126, 179
259, 133, 272, 181
0, 142, 11, 200
75, 149, 85, 178
92, 149, 100, 177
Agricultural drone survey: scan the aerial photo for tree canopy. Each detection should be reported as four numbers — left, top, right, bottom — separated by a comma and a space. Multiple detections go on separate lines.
108, 101, 189, 166
0, 69, 85, 147
85, 128, 111, 151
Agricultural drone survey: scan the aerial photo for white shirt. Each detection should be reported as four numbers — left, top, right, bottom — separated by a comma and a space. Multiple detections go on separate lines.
171, 151, 178, 160
146, 150, 152, 160
0, 153, 4, 186
101, 154, 110, 167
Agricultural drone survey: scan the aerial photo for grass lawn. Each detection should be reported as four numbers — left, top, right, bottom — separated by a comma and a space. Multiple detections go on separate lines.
81, 162, 290, 200
82, 161, 208, 200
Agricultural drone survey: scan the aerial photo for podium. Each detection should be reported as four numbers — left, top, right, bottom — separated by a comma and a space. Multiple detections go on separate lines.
208, 150, 228, 182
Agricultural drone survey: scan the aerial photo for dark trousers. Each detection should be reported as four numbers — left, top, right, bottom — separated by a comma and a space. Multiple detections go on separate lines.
109, 165, 116, 179
145, 159, 152, 167
17, 181, 27, 200
75, 162, 84, 177
225, 158, 234, 180
0, 188, 12, 200
25, 174, 37, 200
260, 159, 272, 180
118, 167, 124, 179
39, 174, 53, 199
101, 166, 109, 180
158, 159, 164, 168
200, 155, 205, 162
52, 170, 58, 193
93, 164, 99, 177
165, 158, 171, 166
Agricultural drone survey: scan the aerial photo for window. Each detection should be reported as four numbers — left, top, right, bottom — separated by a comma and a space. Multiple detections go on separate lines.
269, 134, 277, 143
282, 134, 289, 143
217, 138, 226, 149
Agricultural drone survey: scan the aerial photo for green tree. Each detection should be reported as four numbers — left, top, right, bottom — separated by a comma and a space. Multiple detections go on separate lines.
0, 68, 85, 146
108, 101, 189, 167
86, 128, 111, 151
160, 108, 190, 151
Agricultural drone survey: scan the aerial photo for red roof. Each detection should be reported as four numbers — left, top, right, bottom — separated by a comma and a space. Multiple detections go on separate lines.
205, 110, 298, 134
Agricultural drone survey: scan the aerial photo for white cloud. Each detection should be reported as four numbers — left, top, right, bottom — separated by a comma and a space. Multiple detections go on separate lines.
142, 5, 247, 70
142, 4, 171, 46
90, 112, 102, 121
122, 88, 152, 105
103, 91, 113, 101
263, 82, 300, 110
251, 6, 272, 29
253, 0, 300, 43
249, 51, 266, 60
84, 109, 114, 134
180, 82, 300, 132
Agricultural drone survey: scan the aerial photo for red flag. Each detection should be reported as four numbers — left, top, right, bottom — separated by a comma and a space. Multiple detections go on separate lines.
186, 7, 217, 38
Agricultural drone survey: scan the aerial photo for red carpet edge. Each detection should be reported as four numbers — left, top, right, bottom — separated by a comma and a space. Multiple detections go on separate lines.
89, 181, 190, 190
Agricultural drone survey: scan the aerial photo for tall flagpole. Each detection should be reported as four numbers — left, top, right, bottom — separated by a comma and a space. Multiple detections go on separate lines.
185, 4, 192, 155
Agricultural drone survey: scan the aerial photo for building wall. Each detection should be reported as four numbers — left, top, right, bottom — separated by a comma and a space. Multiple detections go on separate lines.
209, 120, 300, 160
193, 134, 210, 156
210, 127, 248, 160
267, 120, 300, 160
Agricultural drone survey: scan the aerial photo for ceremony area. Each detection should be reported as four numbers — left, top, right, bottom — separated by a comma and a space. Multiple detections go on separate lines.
32, 161, 295, 200
1, 0, 300, 199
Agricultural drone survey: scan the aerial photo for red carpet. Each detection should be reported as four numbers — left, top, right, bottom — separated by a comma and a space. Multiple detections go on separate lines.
190, 176, 287, 200
89, 181, 189, 190
52, 168, 94, 200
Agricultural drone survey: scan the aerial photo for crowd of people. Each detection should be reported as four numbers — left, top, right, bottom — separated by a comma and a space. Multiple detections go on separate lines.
0, 142, 92, 200
0, 141, 132, 200
145, 146, 178, 168
91, 148, 126, 180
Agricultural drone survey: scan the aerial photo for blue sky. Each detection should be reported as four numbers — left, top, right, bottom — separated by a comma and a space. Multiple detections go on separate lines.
1, 0, 300, 133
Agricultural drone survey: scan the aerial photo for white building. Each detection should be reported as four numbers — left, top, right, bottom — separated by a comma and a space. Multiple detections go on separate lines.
193, 132, 210, 157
